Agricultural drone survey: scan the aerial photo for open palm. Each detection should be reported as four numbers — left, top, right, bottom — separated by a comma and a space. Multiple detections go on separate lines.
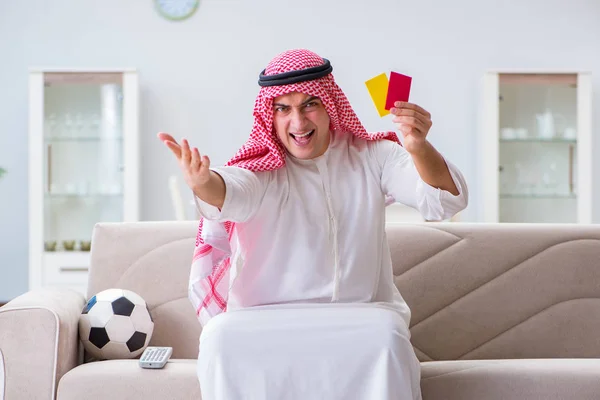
157, 133, 212, 192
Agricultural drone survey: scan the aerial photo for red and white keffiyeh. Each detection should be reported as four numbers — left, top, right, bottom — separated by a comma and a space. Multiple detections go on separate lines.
189, 49, 401, 326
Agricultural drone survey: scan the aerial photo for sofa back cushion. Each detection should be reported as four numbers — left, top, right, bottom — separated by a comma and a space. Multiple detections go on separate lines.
89, 221, 201, 359
388, 223, 600, 361
89, 221, 600, 361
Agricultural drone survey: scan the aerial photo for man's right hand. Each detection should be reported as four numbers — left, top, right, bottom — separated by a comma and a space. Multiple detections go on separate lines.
158, 132, 226, 209
158, 132, 212, 192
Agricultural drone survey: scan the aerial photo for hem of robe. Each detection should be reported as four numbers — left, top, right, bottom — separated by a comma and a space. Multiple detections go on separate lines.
197, 302, 423, 400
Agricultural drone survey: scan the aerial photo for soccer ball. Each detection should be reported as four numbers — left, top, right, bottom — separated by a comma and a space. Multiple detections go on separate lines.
79, 288, 154, 360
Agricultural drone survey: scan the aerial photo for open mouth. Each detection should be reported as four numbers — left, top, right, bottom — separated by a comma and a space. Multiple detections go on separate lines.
290, 130, 315, 146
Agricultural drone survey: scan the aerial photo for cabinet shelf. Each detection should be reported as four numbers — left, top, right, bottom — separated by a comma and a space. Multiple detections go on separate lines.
44, 251, 91, 256
45, 192, 123, 198
500, 138, 577, 144
500, 194, 577, 199
45, 136, 123, 143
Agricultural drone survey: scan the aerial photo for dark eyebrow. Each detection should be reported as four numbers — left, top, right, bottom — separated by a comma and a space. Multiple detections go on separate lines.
301, 96, 320, 105
273, 96, 320, 108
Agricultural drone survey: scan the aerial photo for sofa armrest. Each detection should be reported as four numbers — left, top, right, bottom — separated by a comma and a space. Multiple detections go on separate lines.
0, 288, 85, 400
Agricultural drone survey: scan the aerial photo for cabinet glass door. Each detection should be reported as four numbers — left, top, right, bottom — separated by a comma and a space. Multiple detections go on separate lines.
498, 73, 578, 223
43, 73, 124, 252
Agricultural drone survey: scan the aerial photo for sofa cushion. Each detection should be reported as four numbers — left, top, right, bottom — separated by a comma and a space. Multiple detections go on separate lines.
57, 359, 201, 400
58, 357, 600, 400
421, 359, 600, 400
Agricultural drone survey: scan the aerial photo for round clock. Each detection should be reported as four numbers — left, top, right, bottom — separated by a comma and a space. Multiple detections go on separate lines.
154, 0, 200, 21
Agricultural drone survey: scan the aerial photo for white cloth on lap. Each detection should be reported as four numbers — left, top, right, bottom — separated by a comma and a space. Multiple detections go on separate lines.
197, 303, 422, 400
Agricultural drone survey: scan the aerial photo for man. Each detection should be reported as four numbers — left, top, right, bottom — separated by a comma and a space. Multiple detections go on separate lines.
159, 49, 468, 400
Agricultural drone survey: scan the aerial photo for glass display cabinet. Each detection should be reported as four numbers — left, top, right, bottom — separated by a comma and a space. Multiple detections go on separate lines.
482, 71, 592, 223
28, 69, 139, 296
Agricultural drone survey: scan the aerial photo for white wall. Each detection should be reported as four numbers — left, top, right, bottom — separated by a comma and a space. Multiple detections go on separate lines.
1, 0, 599, 301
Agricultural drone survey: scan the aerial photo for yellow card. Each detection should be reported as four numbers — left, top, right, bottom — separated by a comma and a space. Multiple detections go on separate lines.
365, 73, 390, 117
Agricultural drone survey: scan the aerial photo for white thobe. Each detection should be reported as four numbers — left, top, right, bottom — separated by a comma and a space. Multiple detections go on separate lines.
195, 131, 468, 400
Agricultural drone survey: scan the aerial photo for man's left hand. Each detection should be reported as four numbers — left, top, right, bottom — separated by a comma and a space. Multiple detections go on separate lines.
390, 101, 433, 155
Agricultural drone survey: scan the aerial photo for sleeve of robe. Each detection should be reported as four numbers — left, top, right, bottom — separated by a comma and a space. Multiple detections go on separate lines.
193, 166, 269, 223
371, 139, 469, 221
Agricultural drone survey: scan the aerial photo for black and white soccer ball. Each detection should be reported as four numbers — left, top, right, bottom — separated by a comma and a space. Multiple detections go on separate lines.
79, 288, 154, 360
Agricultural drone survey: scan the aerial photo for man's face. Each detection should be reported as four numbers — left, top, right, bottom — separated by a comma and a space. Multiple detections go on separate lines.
272, 92, 331, 160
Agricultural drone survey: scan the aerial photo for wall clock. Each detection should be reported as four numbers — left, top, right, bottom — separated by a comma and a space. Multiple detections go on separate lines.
154, 0, 200, 21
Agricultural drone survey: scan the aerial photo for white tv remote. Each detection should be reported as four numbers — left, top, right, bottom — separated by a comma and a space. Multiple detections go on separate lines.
139, 346, 173, 369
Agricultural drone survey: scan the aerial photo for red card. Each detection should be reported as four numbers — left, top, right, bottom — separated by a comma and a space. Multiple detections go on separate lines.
385, 72, 412, 110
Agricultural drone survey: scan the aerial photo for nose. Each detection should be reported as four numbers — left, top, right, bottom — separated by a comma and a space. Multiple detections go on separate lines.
289, 108, 309, 132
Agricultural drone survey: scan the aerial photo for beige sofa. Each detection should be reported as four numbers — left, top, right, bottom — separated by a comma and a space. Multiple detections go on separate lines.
2, 221, 600, 400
